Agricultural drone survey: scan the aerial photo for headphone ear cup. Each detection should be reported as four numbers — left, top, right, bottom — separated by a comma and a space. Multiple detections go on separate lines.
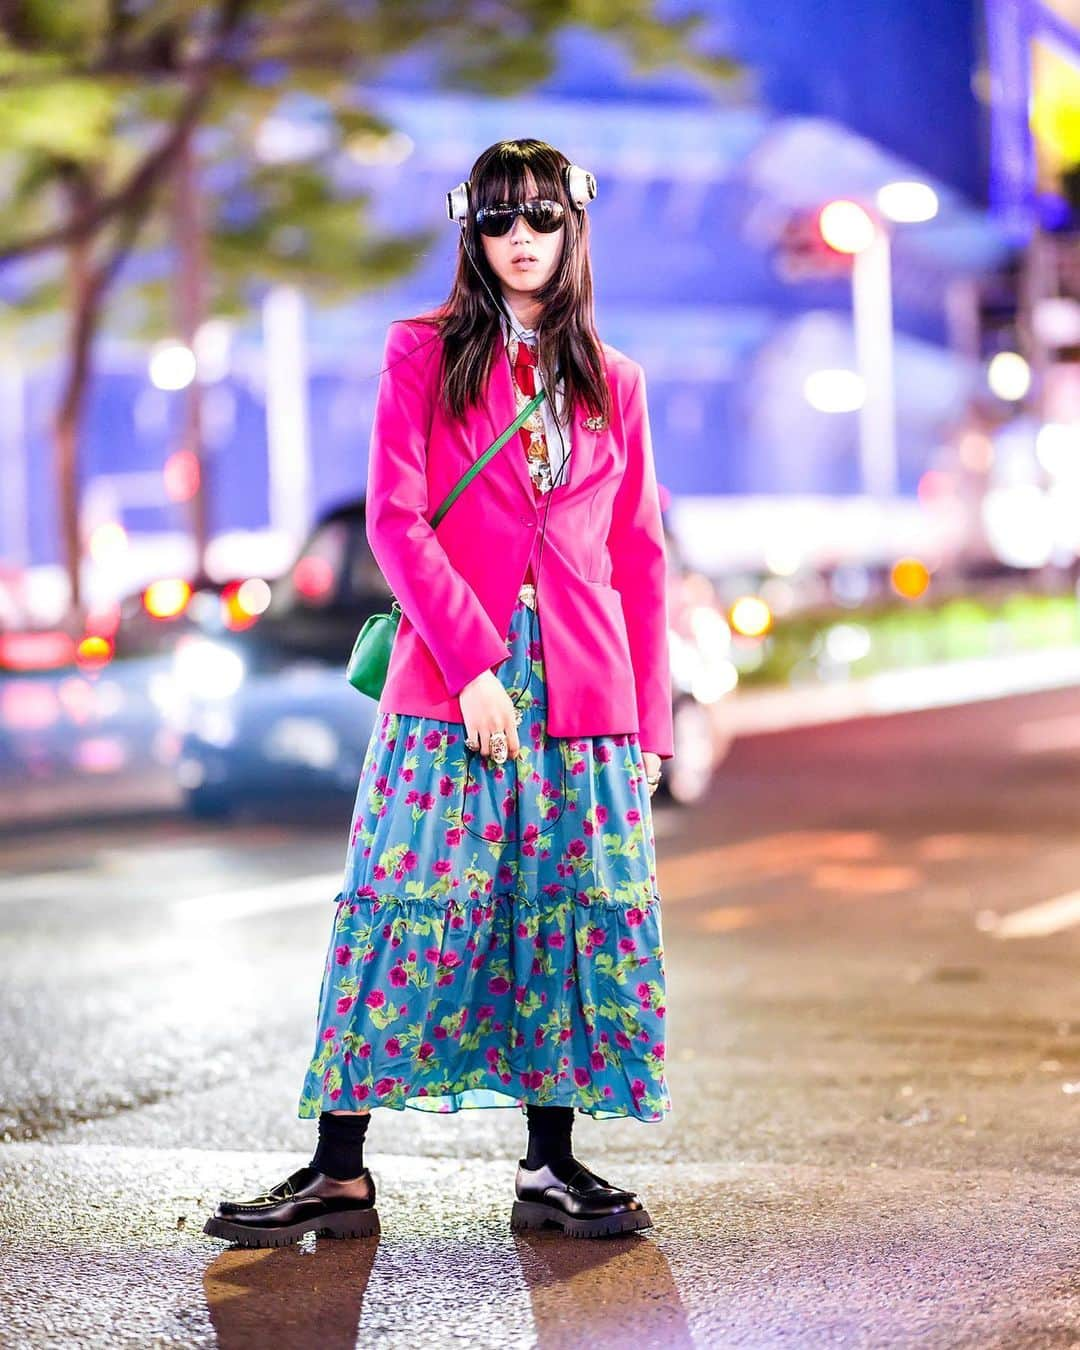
564, 164, 597, 209
447, 180, 470, 222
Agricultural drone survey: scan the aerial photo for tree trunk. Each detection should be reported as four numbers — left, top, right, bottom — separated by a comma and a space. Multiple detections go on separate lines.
52, 174, 102, 625
173, 129, 209, 581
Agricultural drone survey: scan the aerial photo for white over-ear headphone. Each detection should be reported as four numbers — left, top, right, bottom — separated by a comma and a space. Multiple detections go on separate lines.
446, 162, 597, 223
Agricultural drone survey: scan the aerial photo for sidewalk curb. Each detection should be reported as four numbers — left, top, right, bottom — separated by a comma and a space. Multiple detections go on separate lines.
727, 646, 1080, 736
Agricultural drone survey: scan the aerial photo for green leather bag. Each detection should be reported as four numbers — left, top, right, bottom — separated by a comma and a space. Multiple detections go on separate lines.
346, 387, 547, 698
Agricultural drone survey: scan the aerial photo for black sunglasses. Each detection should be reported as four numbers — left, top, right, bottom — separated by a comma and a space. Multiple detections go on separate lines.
474, 197, 566, 237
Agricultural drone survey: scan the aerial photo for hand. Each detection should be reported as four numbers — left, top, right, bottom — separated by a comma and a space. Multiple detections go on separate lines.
643, 750, 662, 796
459, 670, 520, 762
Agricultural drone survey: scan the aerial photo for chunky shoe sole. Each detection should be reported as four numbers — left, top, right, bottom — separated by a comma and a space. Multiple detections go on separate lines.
203, 1207, 380, 1249
510, 1199, 652, 1238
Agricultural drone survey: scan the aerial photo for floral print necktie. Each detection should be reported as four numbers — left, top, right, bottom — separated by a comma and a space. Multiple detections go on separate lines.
507, 333, 553, 494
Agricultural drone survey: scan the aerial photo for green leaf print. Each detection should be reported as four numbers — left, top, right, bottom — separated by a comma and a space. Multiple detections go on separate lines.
368, 1002, 402, 1031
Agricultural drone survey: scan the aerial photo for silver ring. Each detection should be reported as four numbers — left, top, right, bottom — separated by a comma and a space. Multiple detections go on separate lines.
490, 730, 508, 763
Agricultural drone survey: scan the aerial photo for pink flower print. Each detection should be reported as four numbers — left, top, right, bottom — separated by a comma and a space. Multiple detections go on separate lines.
425, 947, 440, 963
399, 766, 415, 783
418, 1042, 435, 1060
653, 1042, 665, 1059
439, 775, 454, 797
434, 1025, 448, 1040
573, 1066, 591, 1087
521, 1069, 544, 1090
445, 826, 464, 846
618, 937, 636, 953
636, 982, 650, 999
433, 859, 453, 877
631, 1078, 646, 1099
365, 990, 386, 1009
385, 1036, 401, 1057
590, 1050, 605, 1071
353, 1083, 370, 1101
373, 863, 387, 880
328, 1087, 342, 1101
588, 925, 607, 947
405, 732, 418, 750
334, 945, 352, 966
534, 1028, 545, 1048
615, 1031, 632, 1050
393, 868, 405, 881
356, 885, 377, 900
418, 793, 435, 810
358, 1043, 372, 1057
405, 789, 420, 805
374, 1077, 395, 1097
545, 804, 559, 820
402, 850, 418, 871
625, 808, 641, 825
441, 951, 462, 969
567, 838, 587, 859
488, 975, 511, 995
596, 743, 611, 764
483, 822, 503, 841
389, 965, 408, 987
626, 907, 645, 927
548, 932, 565, 950
336, 995, 355, 1015
322, 1027, 336, 1041
570, 759, 585, 776
423, 729, 443, 750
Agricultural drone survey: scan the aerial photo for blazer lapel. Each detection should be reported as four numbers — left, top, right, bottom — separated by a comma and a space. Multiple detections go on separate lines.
482, 334, 593, 501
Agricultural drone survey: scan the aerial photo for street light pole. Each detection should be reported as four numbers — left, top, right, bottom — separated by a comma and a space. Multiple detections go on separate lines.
852, 225, 898, 500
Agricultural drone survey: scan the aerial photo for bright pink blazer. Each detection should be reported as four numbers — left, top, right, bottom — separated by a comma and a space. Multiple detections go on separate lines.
365, 314, 674, 760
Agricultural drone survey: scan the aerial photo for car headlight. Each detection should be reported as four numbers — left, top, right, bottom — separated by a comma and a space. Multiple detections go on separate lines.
172, 636, 246, 700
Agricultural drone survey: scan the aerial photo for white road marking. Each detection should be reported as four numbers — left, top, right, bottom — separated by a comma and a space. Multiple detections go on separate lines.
983, 890, 1080, 939
171, 871, 344, 923
1014, 715, 1080, 754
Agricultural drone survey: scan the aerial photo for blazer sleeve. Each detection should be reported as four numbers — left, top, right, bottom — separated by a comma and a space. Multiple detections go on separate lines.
365, 320, 511, 697
607, 362, 675, 761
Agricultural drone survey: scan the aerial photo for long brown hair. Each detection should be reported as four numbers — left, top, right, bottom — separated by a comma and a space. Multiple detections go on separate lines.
414, 139, 612, 428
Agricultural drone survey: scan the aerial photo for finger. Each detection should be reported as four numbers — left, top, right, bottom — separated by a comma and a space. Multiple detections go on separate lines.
479, 726, 491, 759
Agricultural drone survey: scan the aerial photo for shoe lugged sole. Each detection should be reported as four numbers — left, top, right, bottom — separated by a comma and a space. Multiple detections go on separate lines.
203, 1207, 380, 1248
510, 1199, 652, 1238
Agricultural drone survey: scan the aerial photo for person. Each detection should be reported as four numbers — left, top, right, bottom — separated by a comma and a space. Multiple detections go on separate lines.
204, 138, 674, 1248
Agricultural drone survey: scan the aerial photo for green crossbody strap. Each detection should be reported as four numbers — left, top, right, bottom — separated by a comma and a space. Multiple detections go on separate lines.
429, 388, 547, 529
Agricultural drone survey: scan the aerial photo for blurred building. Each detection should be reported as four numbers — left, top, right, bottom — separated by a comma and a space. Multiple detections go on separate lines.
2, 0, 1078, 608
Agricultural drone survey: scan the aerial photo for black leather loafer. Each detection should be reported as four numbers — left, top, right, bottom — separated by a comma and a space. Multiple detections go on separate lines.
510, 1157, 653, 1238
203, 1164, 380, 1248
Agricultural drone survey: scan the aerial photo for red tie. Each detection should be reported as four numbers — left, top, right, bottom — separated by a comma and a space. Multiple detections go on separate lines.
509, 337, 546, 469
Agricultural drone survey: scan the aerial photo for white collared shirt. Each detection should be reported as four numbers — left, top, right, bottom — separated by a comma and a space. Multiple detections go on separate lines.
498, 296, 571, 491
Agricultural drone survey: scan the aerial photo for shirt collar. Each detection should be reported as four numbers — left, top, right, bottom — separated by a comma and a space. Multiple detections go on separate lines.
499, 294, 537, 345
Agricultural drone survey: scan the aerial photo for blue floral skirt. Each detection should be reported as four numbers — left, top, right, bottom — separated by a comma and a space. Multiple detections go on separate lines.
296, 587, 670, 1121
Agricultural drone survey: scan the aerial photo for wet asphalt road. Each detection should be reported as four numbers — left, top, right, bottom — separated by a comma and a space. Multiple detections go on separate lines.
1, 685, 1079, 1348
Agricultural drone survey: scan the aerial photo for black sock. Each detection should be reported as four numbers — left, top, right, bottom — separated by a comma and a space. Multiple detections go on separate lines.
311, 1110, 370, 1179
524, 1104, 575, 1169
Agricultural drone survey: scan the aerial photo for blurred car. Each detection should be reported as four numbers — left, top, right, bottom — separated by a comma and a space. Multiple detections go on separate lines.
168, 497, 734, 817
